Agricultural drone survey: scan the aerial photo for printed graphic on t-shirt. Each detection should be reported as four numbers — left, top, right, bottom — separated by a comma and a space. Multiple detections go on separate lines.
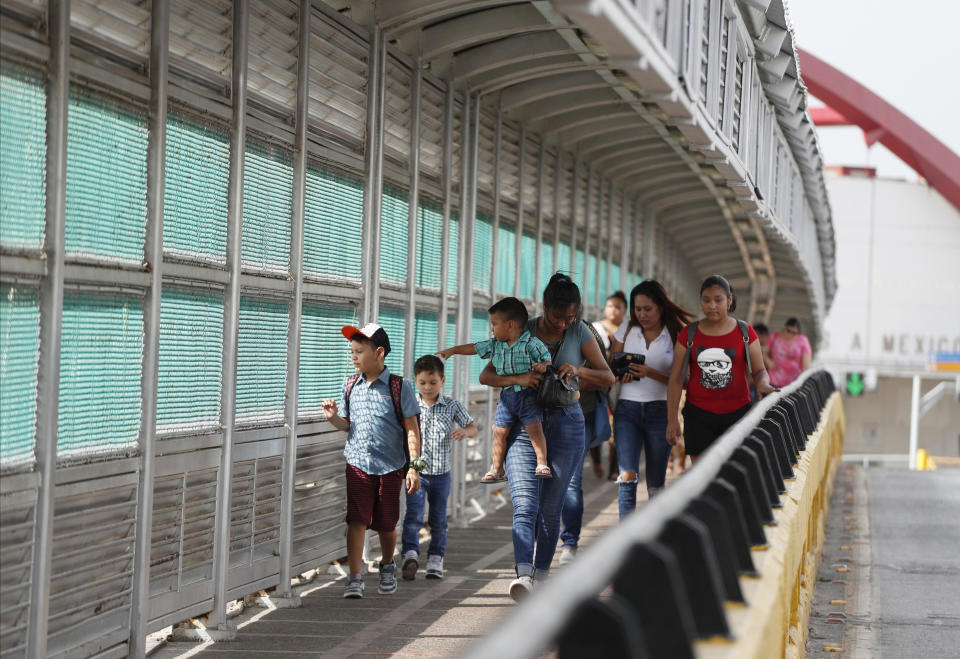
696, 346, 737, 390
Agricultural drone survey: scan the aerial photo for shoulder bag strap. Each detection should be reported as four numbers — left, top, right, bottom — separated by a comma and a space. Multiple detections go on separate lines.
343, 373, 362, 420
737, 319, 753, 376
681, 320, 700, 383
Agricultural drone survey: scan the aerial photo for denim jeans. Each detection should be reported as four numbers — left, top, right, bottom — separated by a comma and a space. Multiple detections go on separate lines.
613, 399, 670, 519
505, 403, 585, 579
559, 409, 596, 550
401, 471, 451, 557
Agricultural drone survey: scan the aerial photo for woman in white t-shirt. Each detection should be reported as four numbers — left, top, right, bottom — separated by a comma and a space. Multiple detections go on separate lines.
590, 291, 626, 480
611, 280, 694, 517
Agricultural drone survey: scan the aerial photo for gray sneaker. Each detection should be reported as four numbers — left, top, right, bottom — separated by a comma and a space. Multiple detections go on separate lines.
401, 550, 419, 581
343, 575, 364, 599
558, 548, 576, 565
378, 561, 398, 594
425, 554, 444, 579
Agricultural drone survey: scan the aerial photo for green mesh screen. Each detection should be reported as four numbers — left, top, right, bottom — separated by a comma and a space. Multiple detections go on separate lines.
378, 306, 405, 377
380, 187, 409, 284
574, 248, 585, 283
65, 88, 147, 262
299, 302, 357, 413
598, 258, 609, 302
242, 141, 292, 271
469, 310, 489, 388
236, 297, 289, 420
539, 241, 555, 292
413, 310, 439, 364
586, 254, 598, 305
164, 112, 229, 260
473, 214, 493, 292
496, 224, 515, 296
157, 288, 223, 431
58, 293, 143, 455
0, 285, 40, 466
304, 167, 363, 281
610, 263, 622, 294
0, 61, 45, 250
557, 241, 572, 276
519, 233, 536, 299
416, 201, 443, 289
447, 212, 459, 294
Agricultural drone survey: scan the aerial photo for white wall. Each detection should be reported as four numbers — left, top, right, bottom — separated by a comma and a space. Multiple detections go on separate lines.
819, 173, 960, 372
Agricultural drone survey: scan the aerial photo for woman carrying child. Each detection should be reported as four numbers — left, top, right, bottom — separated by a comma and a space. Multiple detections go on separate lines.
612, 280, 693, 517
479, 274, 614, 600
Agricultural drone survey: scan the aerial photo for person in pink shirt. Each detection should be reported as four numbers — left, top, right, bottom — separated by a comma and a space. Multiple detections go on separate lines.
767, 318, 812, 387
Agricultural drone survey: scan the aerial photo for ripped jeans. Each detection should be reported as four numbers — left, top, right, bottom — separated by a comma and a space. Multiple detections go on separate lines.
613, 399, 670, 519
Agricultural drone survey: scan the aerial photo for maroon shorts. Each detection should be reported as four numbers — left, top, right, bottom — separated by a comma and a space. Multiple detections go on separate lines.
345, 464, 405, 532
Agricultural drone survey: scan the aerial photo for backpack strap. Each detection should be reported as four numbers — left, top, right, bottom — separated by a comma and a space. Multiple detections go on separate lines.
389, 374, 420, 466
342, 372, 362, 420
681, 320, 699, 383
737, 319, 753, 377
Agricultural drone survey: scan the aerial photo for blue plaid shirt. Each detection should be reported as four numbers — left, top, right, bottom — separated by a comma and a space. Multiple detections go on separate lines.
473, 331, 551, 392
337, 366, 420, 475
417, 392, 474, 475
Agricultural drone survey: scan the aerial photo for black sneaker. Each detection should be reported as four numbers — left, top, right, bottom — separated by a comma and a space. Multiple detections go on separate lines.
343, 575, 364, 599
378, 561, 398, 594
401, 550, 419, 581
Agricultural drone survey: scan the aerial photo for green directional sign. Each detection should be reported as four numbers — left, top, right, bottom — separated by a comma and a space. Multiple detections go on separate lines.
846, 372, 865, 396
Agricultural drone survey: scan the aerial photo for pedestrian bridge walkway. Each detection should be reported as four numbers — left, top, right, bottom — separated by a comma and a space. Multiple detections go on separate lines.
149, 468, 623, 657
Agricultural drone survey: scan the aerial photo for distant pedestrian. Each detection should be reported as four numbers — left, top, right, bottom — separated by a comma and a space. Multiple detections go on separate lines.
766, 318, 812, 387
322, 323, 423, 599
592, 291, 627, 480
612, 281, 693, 516
479, 274, 614, 600
400, 355, 478, 582
666, 276, 778, 463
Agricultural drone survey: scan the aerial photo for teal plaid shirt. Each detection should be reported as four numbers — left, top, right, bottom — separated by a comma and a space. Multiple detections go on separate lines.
473, 331, 551, 392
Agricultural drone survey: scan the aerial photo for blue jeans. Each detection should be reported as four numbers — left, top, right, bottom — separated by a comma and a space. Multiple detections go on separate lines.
613, 399, 670, 519
559, 409, 597, 550
401, 472, 451, 557
505, 403, 585, 579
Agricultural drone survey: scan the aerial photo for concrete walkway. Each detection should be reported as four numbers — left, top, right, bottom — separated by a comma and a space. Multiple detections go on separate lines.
807, 465, 960, 658
151, 463, 631, 658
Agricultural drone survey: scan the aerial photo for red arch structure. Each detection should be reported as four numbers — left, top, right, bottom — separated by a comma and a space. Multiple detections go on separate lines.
797, 49, 960, 214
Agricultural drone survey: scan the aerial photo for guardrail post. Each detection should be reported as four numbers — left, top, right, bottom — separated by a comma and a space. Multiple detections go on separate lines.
556, 596, 651, 659
705, 479, 757, 575
743, 434, 785, 500
685, 498, 745, 602
718, 462, 767, 545
658, 515, 730, 638
731, 446, 777, 522
612, 542, 697, 657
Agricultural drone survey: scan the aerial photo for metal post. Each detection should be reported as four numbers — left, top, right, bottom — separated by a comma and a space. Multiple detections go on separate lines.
620, 193, 630, 293
594, 181, 607, 307
438, 82, 453, 352
277, 0, 310, 606
569, 155, 580, 274
534, 139, 545, 303
552, 148, 561, 277
643, 207, 656, 278
210, 0, 248, 635
908, 374, 921, 470
453, 92, 473, 521
514, 125, 524, 298
490, 109, 501, 300
404, 60, 422, 378
582, 166, 593, 301
130, 0, 169, 652
27, 0, 69, 654
361, 27, 385, 325
605, 182, 616, 297
631, 202, 641, 285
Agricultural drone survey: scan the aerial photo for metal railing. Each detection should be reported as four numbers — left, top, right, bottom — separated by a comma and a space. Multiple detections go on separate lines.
465, 369, 837, 658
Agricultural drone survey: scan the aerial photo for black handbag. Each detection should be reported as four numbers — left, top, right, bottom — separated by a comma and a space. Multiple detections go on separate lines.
535, 365, 579, 409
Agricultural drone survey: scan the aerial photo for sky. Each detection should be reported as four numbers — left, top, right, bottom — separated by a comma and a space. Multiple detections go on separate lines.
786, 0, 960, 180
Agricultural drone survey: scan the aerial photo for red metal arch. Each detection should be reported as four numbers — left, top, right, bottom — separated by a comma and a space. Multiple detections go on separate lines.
797, 49, 960, 214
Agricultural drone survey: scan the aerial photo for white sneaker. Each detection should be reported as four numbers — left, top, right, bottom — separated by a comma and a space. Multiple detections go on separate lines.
401, 550, 419, 581
425, 554, 444, 579
558, 548, 576, 565
508, 575, 533, 602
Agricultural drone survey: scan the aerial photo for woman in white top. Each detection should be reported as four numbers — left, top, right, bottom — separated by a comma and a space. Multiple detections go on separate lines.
611, 280, 694, 517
